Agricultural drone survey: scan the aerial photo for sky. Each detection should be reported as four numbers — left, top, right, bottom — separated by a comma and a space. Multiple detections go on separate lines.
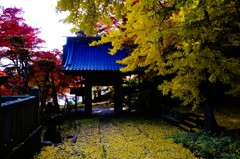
1, 0, 75, 51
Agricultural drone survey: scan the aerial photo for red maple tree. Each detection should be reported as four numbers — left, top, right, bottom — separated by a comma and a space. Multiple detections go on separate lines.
0, 7, 45, 94
30, 49, 77, 111
0, 7, 76, 110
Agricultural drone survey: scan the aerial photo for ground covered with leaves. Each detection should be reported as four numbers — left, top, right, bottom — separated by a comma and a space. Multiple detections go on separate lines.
34, 115, 197, 159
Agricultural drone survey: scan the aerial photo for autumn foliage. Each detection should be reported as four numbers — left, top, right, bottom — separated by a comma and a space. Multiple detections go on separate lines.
56, 0, 240, 132
57, 0, 240, 108
0, 7, 75, 108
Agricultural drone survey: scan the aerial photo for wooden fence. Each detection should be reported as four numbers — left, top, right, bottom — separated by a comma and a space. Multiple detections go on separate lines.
0, 96, 41, 159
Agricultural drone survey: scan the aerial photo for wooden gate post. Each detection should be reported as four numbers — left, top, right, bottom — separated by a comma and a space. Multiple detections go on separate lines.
113, 79, 123, 113
84, 83, 92, 114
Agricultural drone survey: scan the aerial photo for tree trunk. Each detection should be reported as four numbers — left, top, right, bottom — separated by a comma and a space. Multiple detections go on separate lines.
52, 93, 60, 112
51, 78, 60, 113
203, 98, 219, 133
203, 84, 219, 133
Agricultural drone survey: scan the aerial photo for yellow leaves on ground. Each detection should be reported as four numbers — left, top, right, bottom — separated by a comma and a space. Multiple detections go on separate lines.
35, 117, 197, 159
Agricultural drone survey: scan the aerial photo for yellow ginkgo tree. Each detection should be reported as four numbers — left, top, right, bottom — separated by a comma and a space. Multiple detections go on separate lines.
56, 0, 240, 132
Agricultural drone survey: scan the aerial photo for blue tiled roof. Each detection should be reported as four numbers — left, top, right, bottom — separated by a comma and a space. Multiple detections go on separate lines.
61, 36, 128, 71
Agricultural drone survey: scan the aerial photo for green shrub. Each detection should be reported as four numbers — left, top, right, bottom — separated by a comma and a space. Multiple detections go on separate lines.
168, 132, 240, 159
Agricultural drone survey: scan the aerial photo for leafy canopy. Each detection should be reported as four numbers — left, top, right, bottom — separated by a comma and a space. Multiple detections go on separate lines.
0, 7, 76, 98
56, 0, 125, 34
56, 0, 240, 109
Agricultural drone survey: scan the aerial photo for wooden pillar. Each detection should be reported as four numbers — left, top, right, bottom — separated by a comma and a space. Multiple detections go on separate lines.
0, 95, 5, 158
113, 78, 123, 113
84, 82, 92, 114
74, 94, 77, 113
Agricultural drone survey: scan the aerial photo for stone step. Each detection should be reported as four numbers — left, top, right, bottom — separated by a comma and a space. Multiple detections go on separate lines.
161, 109, 203, 132
182, 120, 197, 127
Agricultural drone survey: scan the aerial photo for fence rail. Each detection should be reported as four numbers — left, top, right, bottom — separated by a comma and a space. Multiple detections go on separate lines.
0, 96, 40, 158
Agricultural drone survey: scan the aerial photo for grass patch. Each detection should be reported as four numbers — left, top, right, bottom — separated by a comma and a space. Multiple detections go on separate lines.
168, 131, 240, 159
